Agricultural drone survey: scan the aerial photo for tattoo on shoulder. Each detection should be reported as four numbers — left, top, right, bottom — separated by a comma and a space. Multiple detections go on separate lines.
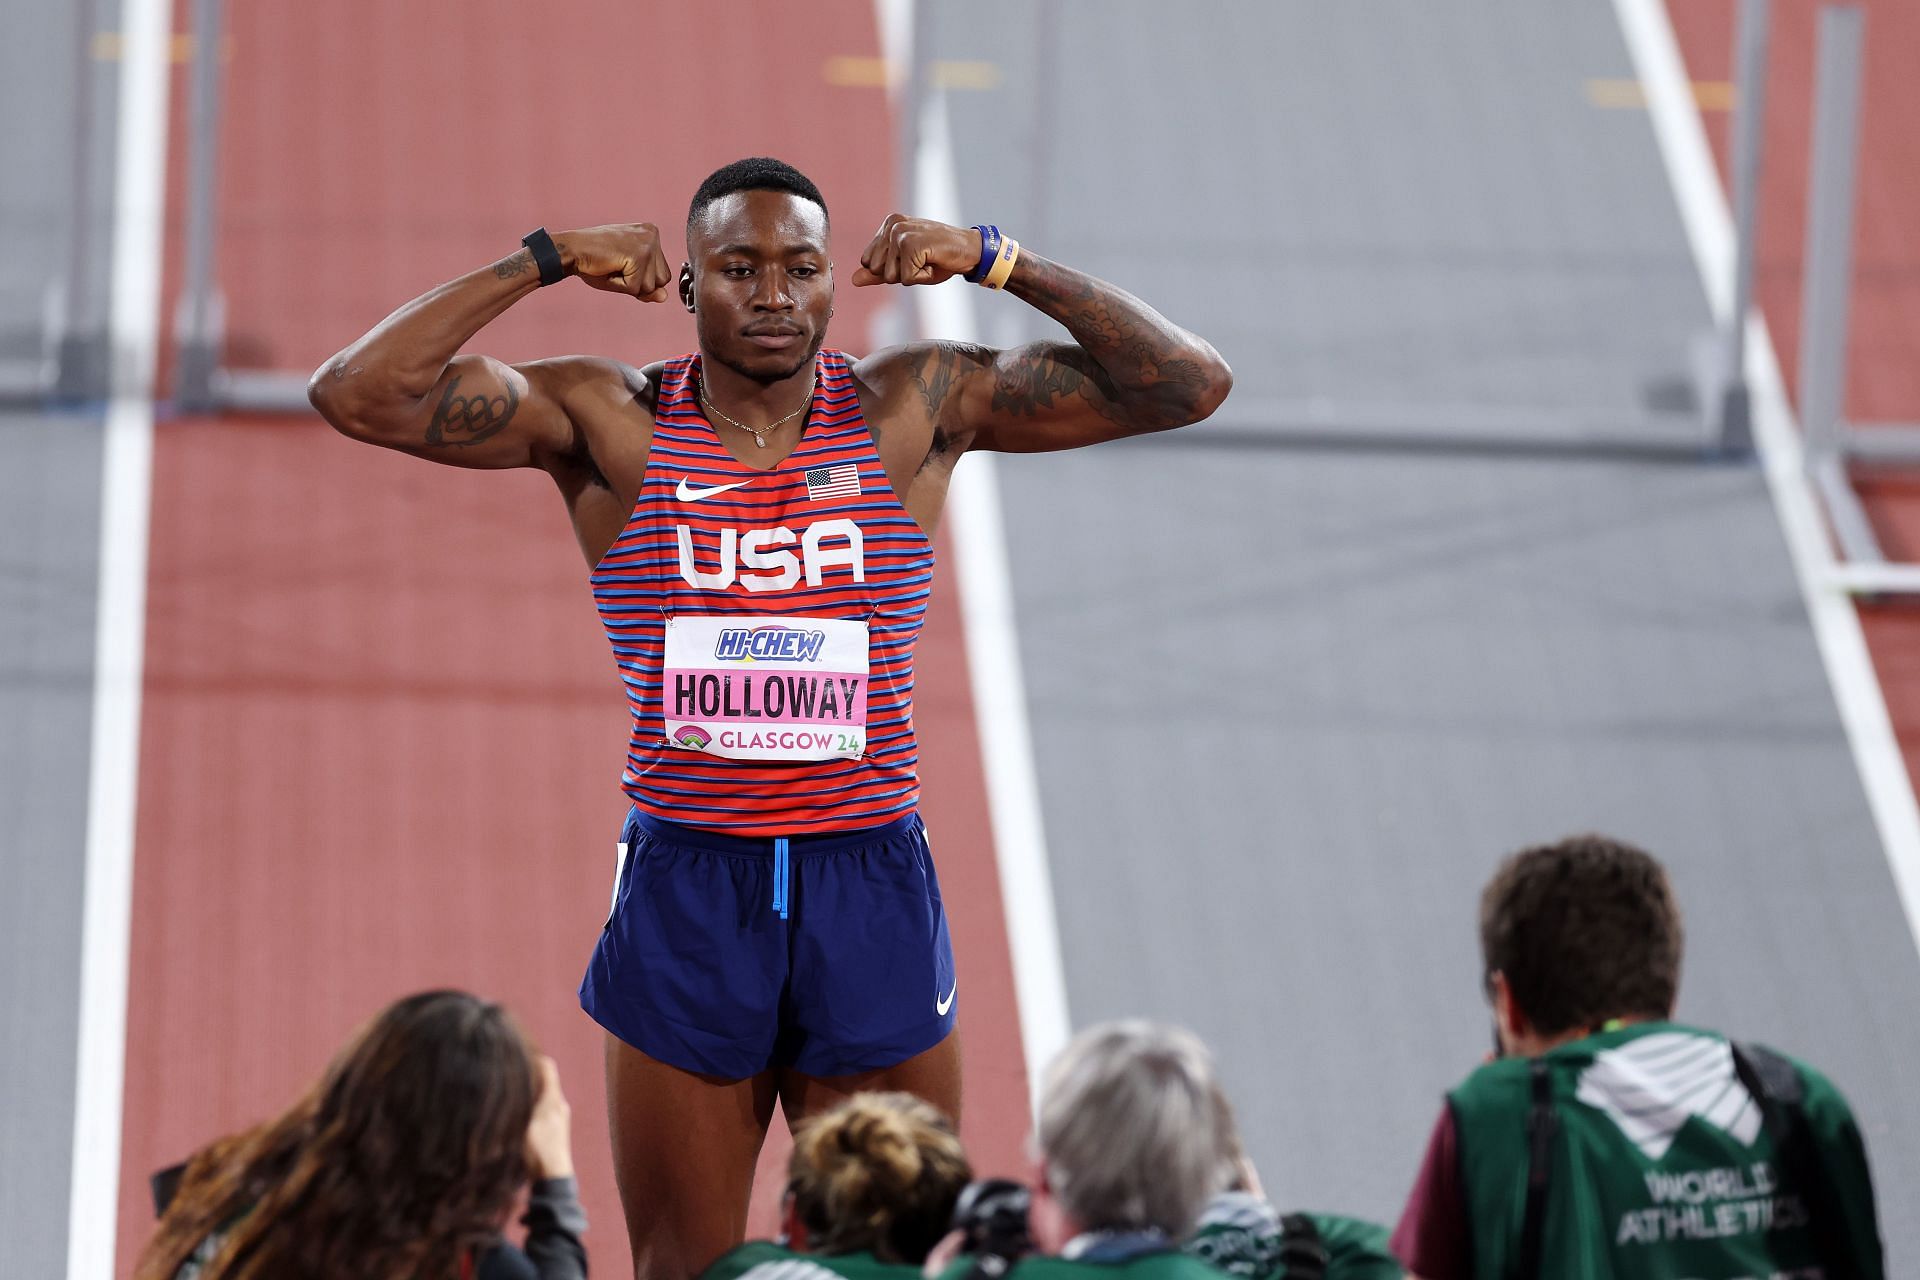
493, 250, 534, 280
909, 342, 991, 427
425, 374, 518, 447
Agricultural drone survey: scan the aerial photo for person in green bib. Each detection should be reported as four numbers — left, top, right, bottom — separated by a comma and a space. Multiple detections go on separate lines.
1392, 835, 1886, 1280
1187, 1140, 1403, 1280
701, 1091, 972, 1280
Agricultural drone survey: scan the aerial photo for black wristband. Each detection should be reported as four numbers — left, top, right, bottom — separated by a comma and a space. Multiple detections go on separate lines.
521, 227, 565, 286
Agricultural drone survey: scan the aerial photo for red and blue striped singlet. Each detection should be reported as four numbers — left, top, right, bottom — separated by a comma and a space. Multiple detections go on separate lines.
591, 350, 933, 834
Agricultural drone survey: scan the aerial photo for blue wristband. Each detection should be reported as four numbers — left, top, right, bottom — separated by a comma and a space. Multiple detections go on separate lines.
965, 225, 1001, 283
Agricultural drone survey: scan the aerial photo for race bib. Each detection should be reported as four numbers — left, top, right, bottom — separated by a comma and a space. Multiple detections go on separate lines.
662, 615, 868, 761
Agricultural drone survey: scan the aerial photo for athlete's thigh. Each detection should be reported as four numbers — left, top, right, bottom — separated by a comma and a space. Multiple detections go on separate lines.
785, 815, 958, 1079
780, 1026, 963, 1129
605, 1032, 778, 1280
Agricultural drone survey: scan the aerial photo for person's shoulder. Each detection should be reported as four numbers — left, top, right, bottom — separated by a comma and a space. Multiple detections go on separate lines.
1445, 1053, 1532, 1111
515, 353, 644, 385
1009, 1251, 1232, 1280
699, 1240, 805, 1280
1742, 1040, 1864, 1129
850, 341, 995, 415
512, 354, 665, 419
1188, 1202, 1400, 1280
1127, 1250, 1238, 1280
472, 1238, 540, 1280
713, 1241, 794, 1263
1306, 1213, 1402, 1279
706, 1243, 914, 1280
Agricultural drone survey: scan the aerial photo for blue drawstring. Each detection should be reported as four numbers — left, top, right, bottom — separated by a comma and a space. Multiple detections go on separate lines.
773, 837, 790, 919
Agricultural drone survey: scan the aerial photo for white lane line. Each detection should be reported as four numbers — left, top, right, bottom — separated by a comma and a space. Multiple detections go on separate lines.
69, 0, 171, 1272
1612, 0, 1920, 959
912, 84, 1074, 1106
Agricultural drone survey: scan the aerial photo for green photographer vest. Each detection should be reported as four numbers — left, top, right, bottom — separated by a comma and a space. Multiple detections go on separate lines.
703, 1242, 925, 1280
984, 1251, 1230, 1280
1186, 1193, 1401, 1280
1449, 1022, 1883, 1280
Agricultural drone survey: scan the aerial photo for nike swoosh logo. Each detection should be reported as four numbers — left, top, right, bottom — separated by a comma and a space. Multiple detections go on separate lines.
676, 478, 753, 503
936, 980, 957, 1016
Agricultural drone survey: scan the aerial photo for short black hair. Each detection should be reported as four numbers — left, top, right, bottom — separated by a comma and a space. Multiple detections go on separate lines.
686, 157, 828, 237
1480, 834, 1684, 1036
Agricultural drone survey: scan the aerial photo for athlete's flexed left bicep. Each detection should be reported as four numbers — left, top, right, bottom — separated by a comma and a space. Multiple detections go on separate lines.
849, 214, 1233, 453
967, 250, 1232, 452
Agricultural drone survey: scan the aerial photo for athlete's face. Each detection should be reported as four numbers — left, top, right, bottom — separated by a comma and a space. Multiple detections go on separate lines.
683, 190, 833, 385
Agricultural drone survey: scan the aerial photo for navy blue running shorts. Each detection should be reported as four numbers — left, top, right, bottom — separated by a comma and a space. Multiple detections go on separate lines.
579, 807, 958, 1080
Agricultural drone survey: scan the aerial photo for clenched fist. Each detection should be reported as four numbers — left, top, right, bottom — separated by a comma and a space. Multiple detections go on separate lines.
853, 214, 981, 287
558, 223, 673, 302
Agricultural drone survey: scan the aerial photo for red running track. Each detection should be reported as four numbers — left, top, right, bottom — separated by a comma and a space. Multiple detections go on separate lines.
1666, 0, 1920, 779
116, 3, 1032, 1273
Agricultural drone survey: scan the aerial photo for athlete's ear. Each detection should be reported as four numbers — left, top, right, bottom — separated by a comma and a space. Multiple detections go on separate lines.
679, 262, 695, 312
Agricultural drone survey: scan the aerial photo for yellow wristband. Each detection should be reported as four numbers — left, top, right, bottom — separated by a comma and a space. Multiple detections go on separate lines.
982, 236, 1020, 290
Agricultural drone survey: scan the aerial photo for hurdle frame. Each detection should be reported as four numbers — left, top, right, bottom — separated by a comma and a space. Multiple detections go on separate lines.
1791, 5, 1920, 595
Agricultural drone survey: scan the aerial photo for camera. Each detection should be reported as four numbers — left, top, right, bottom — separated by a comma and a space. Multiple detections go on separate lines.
951, 1177, 1033, 1275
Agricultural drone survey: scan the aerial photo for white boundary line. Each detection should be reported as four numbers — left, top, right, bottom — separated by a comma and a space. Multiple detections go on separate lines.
910, 83, 1074, 1106
1612, 0, 1920, 957
68, 0, 171, 1272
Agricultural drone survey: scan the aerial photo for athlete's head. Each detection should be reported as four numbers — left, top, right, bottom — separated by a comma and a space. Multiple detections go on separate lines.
1480, 834, 1684, 1052
780, 1092, 972, 1264
1031, 1021, 1234, 1247
135, 990, 540, 1280
681, 157, 833, 385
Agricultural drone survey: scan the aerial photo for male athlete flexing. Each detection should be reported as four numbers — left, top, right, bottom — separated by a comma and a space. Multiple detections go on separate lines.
308, 158, 1230, 1280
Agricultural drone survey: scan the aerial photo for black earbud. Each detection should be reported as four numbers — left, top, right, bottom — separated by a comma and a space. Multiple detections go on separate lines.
679, 263, 695, 312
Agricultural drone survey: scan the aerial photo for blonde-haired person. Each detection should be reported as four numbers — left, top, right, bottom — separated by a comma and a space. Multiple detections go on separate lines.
702, 1092, 974, 1280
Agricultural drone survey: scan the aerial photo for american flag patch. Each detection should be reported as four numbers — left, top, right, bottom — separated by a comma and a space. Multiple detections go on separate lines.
806, 465, 862, 501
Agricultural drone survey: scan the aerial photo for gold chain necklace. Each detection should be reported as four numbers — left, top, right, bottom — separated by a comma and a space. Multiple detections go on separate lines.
699, 374, 816, 448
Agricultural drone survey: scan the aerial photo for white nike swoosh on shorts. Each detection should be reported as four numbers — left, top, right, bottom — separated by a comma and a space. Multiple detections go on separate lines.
936, 980, 957, 1016
676, 477, 753, 503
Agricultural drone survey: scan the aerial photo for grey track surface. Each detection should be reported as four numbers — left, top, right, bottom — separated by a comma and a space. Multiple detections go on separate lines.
0, 0, 118, 1271
0, 409, 104, 1280
927, 0, 1920, 1261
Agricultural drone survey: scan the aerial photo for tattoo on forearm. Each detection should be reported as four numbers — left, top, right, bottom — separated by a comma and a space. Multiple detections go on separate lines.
493, 250, 534, 280
424, 374, 518, 447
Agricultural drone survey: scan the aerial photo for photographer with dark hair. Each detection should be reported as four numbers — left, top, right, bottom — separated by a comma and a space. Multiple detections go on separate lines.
701, 1091, 973, 1280
1393, 834, 1885, 1279
136, 990, 585, 1280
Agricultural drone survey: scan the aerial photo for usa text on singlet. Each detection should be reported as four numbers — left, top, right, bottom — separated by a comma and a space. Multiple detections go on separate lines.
590, 351, 933, 835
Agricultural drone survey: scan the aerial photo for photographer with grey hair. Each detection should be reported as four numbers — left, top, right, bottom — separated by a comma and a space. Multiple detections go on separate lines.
926, 1020, 1236, 1280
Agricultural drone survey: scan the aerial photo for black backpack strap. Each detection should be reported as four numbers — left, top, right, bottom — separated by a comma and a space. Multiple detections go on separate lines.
1731, 1041, 1857, 1280
1516, 1058, 1558, 1280
1276, 1213, 1328, 1280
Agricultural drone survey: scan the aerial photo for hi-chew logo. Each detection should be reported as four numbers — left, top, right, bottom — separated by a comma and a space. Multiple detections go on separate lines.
715, 624, 827, 663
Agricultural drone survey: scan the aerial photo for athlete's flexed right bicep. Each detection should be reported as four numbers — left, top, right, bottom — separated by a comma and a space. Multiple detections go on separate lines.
314, 351, 589, 470
307, 222, 672, 470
